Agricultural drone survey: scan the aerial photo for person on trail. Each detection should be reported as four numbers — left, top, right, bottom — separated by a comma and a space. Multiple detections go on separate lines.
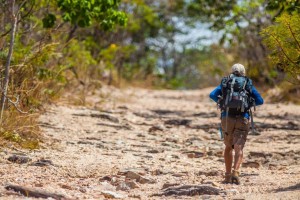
209, 63, 264, 185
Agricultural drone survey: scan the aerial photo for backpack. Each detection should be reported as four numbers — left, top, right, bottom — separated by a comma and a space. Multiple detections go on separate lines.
219, 74, 253, 116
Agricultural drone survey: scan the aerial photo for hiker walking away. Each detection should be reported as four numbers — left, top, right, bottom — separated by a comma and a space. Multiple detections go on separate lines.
209, 63, 264, 185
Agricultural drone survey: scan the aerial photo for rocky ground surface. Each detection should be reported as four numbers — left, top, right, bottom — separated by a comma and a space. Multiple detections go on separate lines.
0, 86, 300, 199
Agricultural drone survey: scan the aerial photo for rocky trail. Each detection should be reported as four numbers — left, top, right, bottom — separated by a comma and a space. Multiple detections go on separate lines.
0, 87, 300, 199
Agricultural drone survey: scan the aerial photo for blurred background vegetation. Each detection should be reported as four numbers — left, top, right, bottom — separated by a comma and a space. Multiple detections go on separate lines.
0, 0, 299, 147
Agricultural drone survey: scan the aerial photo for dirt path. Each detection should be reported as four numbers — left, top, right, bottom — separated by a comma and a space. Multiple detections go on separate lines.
0, 87, 300, 199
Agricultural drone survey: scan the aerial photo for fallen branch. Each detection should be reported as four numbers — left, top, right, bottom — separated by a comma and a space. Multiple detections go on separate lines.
5, 184, 66, 200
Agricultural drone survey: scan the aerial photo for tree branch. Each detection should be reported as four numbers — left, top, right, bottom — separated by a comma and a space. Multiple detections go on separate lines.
271, 6, 285, 21
287, 22, 300, 50
16, 0, 28, 16
0, 0, 32, 38
270, 33, 298, 66
7, 95, 28, 114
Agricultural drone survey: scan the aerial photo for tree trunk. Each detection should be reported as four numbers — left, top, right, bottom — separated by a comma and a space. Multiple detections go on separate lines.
0, 0, 17, 123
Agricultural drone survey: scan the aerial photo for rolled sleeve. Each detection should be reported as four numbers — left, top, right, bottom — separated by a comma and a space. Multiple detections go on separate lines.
251, 86, 264, 106
209, 85, 222, 103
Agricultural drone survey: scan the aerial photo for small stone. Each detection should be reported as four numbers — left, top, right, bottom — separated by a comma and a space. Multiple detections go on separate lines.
212, 182, 220, 187
152, 169, 163, 175
91, 113, 119, 123
116, 181, 140, 191
34, 183, 43, 187
214, 151, 223, 157
198, 170, 221, 177
116, 182, 131, 191
172, 173, 186, 177
111, 177, 118, 184
8, 155, 31, 164
31, 159, 54, 167
155, 185, 220, 196
125, 181, 140, 189
268, 163, 278, 170
149, 125, 164, 132
227, 189, 238, 194
187, 153, 195, 158
124, 171, 155, 184
278, 166, 287, 170
59, 184, 73, 190
166, 138, 178, 143
99, 175, 112, 182
183, 150, 205, 158
147, 149, 163, 154
249, 151, 269, 158
102, 191, 124, 199
128, 194, 141, 199
119, 168, 146, 176
125, 171, 141, 180
164, 119, 192, 126
162, 183, 179, 189
242, 161, 260, 168
139, 176, 155, 184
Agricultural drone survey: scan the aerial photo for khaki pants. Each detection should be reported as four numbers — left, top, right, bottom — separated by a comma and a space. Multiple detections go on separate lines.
221, 116, 250, 149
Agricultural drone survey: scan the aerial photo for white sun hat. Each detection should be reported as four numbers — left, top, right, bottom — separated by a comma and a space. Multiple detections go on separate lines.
231, 63, 245, 76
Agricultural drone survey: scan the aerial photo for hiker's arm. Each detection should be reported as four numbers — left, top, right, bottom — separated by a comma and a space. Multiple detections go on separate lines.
209, 85, 222, 103
251, 86, 264, 106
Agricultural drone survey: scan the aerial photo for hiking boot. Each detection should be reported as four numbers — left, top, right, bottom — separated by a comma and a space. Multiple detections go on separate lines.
231, 170, 240, 185
223, 172, 232, 184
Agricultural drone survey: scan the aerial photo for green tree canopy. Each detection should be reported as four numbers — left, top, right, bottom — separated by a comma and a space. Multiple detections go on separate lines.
43, 0, 127, 29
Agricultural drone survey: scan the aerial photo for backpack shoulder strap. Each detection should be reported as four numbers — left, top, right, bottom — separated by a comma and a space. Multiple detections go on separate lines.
221, 76, 228, 84
242, 77, 248, 90
245, 77, 252, 84
221, 75, 233, 86
245, 77, 253, 93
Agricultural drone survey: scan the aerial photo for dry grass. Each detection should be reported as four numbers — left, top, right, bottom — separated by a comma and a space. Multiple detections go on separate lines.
0, 109, 41, 149
265, 82, 300, 104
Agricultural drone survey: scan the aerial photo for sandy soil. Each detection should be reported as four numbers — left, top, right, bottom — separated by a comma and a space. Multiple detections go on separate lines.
0, 86, 300, 199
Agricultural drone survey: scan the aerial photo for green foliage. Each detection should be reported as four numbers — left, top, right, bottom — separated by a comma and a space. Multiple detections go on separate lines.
42, 13, 56, 28
261, 12, 300, 81
63, 39, 98, 80
166, 77, 185, 89
266, 0, 300, 14
2, 131, 22, 143
187, 0, 237, 30
125, 0, 161, 38
56, 0, 127, 29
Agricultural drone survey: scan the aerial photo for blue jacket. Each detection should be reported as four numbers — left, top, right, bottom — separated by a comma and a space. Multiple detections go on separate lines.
209, 84, 264, 119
